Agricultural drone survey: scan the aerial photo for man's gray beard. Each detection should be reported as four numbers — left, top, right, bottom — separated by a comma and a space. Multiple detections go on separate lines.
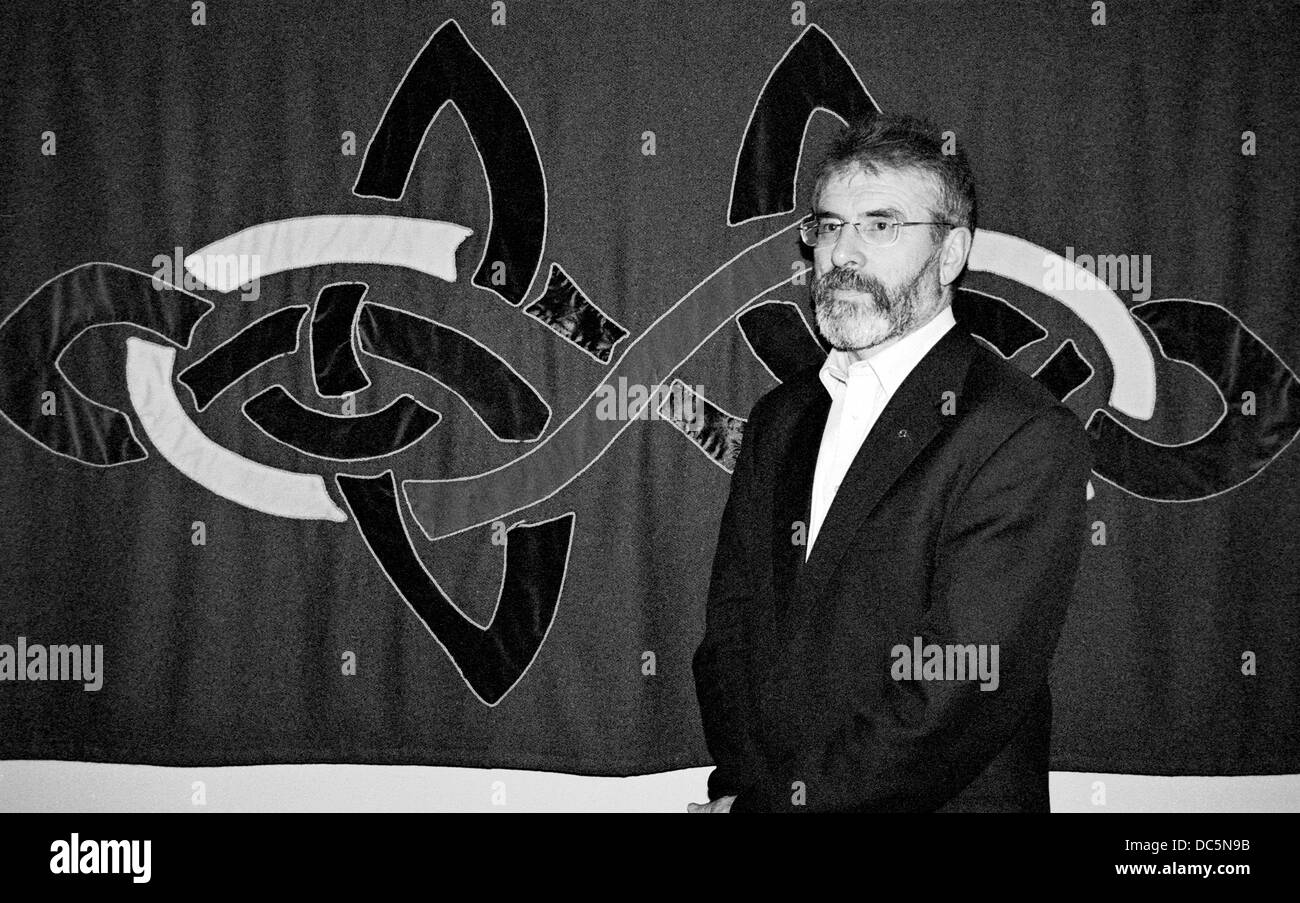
811, 249, 941, 352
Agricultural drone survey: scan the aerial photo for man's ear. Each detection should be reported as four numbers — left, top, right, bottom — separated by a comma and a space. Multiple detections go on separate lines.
938, 226, 973, 288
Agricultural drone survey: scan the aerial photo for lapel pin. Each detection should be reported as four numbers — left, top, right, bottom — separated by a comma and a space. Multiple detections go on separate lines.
897, 428, 910, 439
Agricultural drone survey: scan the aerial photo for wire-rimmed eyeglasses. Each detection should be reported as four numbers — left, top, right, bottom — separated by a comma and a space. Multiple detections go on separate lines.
798, 214, 955, 248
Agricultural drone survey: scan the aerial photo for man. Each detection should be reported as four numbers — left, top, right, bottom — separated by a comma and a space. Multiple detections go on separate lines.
690, 114, 1092, 813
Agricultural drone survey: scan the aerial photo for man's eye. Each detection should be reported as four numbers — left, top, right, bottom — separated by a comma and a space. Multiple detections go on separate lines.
864, 217, 893, 232
818, 221, 844, 235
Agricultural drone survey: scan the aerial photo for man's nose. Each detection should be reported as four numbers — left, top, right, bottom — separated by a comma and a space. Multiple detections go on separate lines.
830, 224, 866, 269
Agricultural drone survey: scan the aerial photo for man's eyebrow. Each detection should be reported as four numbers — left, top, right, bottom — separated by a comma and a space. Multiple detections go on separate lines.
810, 206, 904, 219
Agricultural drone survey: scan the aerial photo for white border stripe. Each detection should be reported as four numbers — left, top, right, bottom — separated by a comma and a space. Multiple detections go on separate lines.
184, 215, 471, 291
126, 338, 347, 522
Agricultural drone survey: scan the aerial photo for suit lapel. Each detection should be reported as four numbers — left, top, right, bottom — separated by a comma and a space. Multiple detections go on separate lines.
791, 326, 977, 619
770, 386, 829, 612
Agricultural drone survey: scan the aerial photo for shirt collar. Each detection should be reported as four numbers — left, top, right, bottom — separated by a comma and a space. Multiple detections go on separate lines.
819, 304, 957, 399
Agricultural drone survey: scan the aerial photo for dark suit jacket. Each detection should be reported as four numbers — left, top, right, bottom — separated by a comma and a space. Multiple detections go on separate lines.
692, 323, 1092, 812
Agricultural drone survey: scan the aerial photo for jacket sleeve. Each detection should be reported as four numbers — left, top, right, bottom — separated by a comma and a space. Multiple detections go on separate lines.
692, 396, 771, 801
729, 405, 1092, 812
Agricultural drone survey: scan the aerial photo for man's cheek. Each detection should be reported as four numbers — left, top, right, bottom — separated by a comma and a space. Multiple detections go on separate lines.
812, 249, 835, 277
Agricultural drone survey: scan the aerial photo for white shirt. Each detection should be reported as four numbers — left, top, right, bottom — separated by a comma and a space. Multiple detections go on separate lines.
806, 305, 956, 560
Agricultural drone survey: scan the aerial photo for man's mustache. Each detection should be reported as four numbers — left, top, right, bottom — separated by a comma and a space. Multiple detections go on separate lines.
815, 266, 873, 293
813, 267, 892, 312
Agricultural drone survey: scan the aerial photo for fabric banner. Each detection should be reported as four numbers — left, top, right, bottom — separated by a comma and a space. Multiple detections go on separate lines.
1, 0, 1296, 776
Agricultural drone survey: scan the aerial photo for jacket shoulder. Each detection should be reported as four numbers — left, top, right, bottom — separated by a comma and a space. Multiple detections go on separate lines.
959, 336, 1087, 449
743, 362, 824, 429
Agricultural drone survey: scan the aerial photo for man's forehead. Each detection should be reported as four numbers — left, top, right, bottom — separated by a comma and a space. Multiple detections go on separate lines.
816, 162, 940, 212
